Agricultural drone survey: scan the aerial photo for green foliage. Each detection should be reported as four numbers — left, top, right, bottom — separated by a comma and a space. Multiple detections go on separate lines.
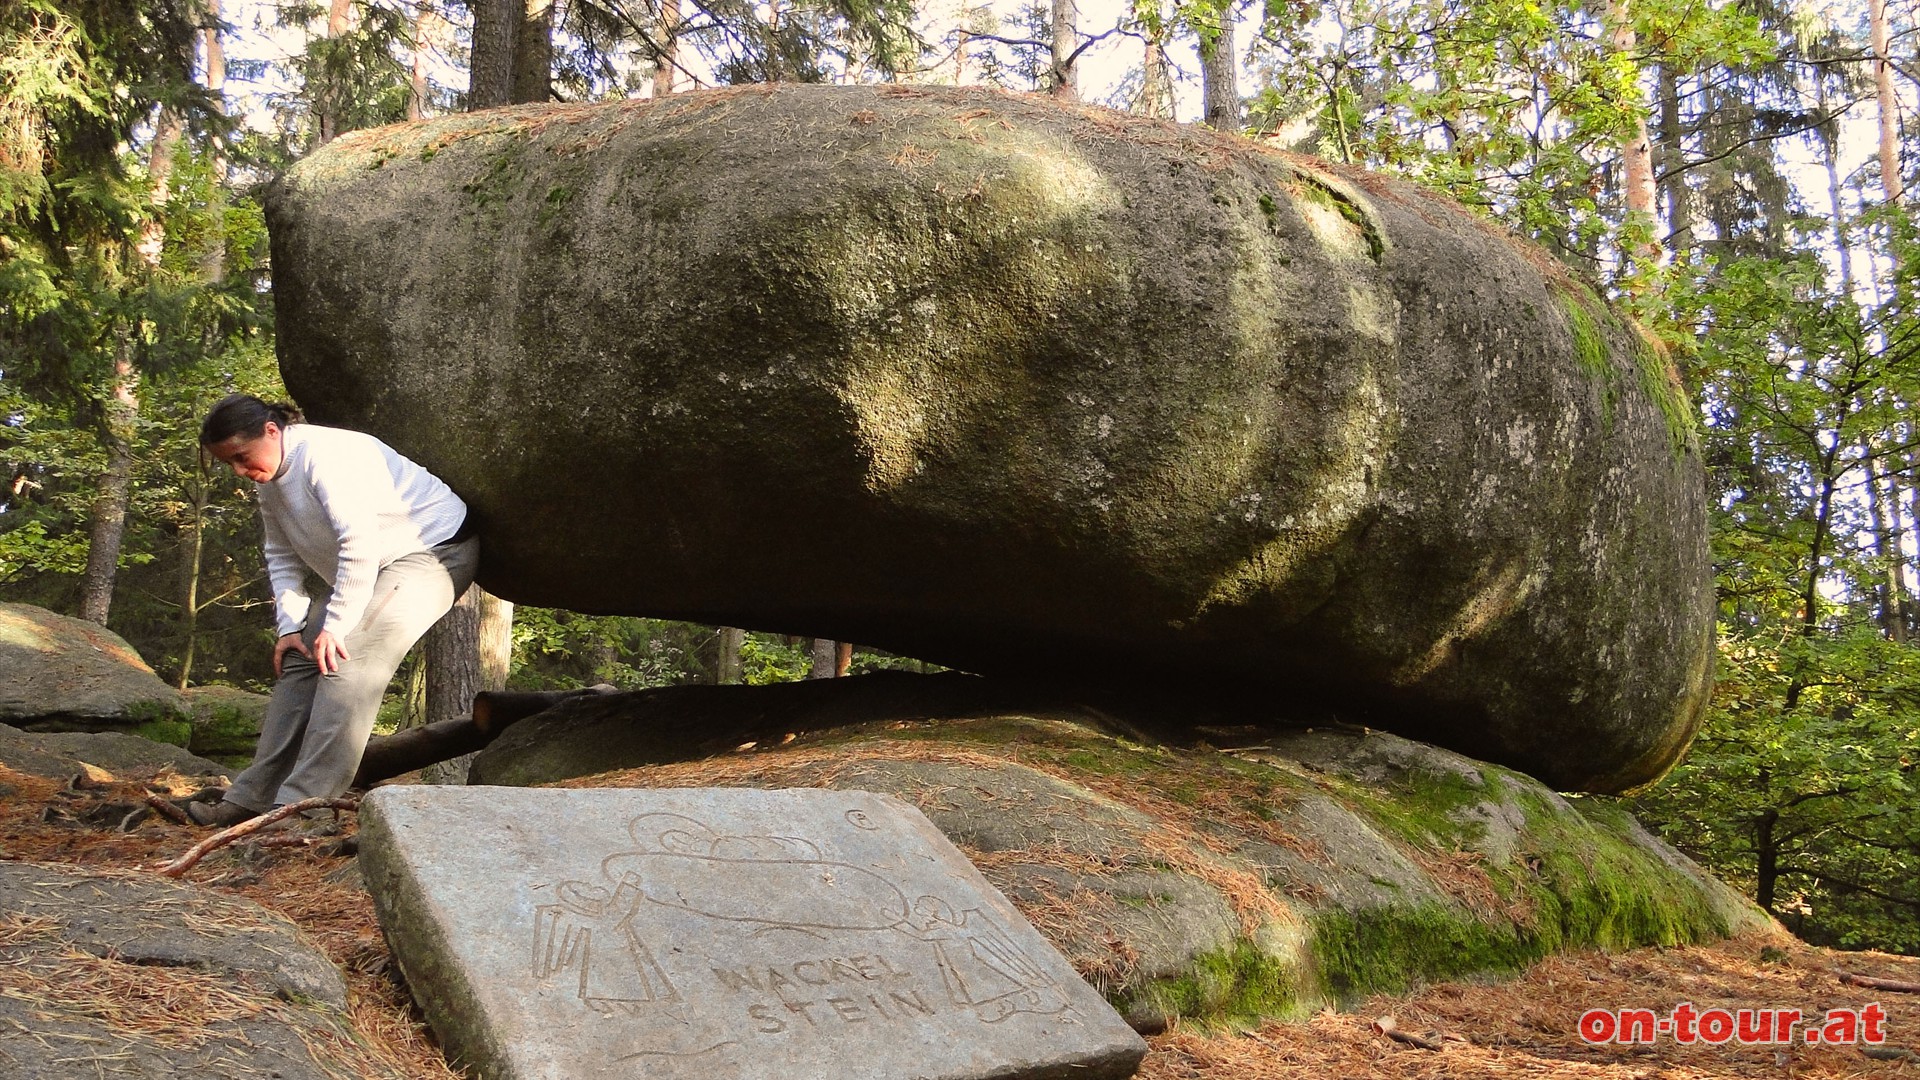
1247, 0, 1769, 264
510, 608, 699, 690
1621, 241, 1920, 953
268, 1, 414, 147
738, 634, 813, 685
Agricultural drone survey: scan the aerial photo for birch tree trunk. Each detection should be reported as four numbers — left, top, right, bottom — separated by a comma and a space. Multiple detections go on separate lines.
1818, 79, 1856, 295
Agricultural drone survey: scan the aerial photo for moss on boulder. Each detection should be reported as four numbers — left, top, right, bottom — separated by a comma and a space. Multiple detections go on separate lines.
268, 85, 1712, 793
183, 685, 269, 766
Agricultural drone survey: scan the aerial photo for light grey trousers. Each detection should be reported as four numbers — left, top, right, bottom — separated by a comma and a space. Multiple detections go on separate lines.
225, 538, 479, 811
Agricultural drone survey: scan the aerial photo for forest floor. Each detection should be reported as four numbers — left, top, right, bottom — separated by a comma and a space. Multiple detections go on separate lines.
2, 765, 1916, 1080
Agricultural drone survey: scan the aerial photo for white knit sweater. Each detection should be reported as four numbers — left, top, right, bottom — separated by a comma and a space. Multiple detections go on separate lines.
258, 424, 468, 638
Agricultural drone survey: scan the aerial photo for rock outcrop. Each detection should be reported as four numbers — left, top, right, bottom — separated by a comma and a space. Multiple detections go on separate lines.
0, 861, 398, 1079
268, 84, 1712, 792
465, 675, 1767, 1029
0, 722, 232, 782
0, 603, 191, 743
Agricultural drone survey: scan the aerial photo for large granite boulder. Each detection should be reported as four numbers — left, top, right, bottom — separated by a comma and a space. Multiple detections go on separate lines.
267, 84, 1711, 793
0, 602, 191, 743
464, 677, 1770, 1029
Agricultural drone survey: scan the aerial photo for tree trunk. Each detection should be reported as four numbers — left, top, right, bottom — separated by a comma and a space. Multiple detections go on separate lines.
201, 0, 227, 282
176, 464, 209, 689
809, 638, 837, 679
1049, 0, 1078, 100
420, 584, 513, 784
409, 3, 430, 120
479, 590, 513, 690
468, 0, 517, 109
512, 0, 552, 105
653, 0, 682, 96
81, 106, 180, 627
424, 589, 481, 726
1755, 805, 1778, 913
1818, 78, 1856, 296
1606, 0, 1658, 266
835, 640, 853, 677
1133, 12, 1173, 120
79, 331, 138, 626
1885, 465, 1913, 639
1870, 0, 1903, 206
1198, 8, 1238, 131
716, 626, 745, 684
1654, 64, 1690, 254
1865, 447, 1911, 642
317, 0, 352, 144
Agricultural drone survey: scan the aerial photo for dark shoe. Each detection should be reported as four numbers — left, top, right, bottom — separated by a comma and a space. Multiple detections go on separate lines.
187, 799, 260, 828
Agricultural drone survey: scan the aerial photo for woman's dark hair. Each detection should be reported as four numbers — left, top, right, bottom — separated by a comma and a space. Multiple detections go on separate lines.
199, 394, 303, 446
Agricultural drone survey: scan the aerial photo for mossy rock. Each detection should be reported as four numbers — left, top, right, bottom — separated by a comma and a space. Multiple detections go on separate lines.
270, 85, 1711, 793
474, 677, 1768, 1031
183, 685, 270, 764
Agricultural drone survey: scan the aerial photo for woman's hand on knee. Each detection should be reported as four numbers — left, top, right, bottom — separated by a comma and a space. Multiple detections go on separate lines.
273, 632, 310, 678
309, 630, 351, 675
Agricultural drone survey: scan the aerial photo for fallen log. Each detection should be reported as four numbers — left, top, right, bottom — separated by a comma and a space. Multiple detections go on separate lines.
1835, 970, 1920, 994
350, 684, 615, 788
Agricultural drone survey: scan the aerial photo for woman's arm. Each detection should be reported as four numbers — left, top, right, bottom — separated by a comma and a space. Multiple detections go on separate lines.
263, 508, 311, 638
307, 434, 400, 641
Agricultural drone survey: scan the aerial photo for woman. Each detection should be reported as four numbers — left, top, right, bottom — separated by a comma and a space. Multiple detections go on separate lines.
192, 394, 479, 827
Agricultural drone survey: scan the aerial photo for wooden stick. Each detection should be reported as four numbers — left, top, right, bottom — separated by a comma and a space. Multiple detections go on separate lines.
1371, 1016, 1444, 1051
1835, 970, 1920, 993
142, 794, 193, 826
156, 796, 358, 878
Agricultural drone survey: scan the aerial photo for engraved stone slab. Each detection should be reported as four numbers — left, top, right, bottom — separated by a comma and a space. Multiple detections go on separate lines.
358, 786, 1147, 1080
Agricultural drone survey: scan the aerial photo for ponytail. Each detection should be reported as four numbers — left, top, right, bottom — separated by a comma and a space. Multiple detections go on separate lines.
200, 394, 303, 447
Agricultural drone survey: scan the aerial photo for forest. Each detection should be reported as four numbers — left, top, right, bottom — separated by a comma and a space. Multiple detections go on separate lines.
1, 0, 1915, 959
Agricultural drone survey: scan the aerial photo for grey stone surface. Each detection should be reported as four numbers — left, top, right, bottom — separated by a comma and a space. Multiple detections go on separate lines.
269, 84, 1713, 794
0, 602, 190, 735
359, 785, 1147, 1080
0, 722, 233, 780
0, 861, 376, 1079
